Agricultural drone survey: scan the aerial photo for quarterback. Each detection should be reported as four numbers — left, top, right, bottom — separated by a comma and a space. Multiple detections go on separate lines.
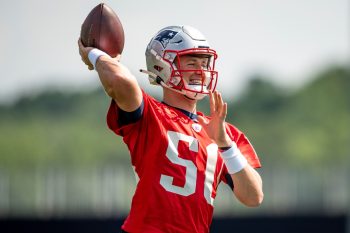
78, 25, 263, 233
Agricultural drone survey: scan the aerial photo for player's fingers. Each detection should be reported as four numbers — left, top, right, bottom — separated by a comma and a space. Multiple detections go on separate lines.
216, 91, 224, 113
197, 115, 208, 128
78, 41, 88, 58
115, 54, 122, 62
78, 38, 87, 48
78, 38, 92, 56
214, 91, 221, 113
81, 57, 89, 65
220, 102, 227, 119
78, 44, 83, 56
209, 91, 215, 115
78, 38, 84, 51
212, 91, 217, 113
197, 115, 204, 124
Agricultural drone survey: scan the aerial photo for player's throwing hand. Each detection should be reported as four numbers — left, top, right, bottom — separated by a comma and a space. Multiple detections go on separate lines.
78, 39, 94, 70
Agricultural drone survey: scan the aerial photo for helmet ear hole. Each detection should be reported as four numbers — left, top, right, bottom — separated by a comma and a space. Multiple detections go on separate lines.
154, 65, 163, 72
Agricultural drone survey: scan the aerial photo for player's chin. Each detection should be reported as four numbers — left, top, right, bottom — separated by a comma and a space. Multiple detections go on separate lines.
183, 95, 197, 101
184, 92, 207, 101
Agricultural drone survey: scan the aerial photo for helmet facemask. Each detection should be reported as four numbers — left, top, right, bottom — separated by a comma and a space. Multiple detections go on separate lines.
165, 49, 218, 100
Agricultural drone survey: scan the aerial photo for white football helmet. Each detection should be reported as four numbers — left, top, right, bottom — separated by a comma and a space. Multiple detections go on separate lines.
142, 25, 218, 100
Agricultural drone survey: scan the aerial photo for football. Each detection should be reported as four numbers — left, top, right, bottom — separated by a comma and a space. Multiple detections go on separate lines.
80, 3, 124, 57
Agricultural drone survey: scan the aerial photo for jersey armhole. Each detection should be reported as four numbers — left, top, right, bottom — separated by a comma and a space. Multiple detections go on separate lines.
225, 173, 234, 190
117, 99, 145, 126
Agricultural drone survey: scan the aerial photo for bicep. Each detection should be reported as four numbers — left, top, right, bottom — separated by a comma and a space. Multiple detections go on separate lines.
112, 76, 142, 112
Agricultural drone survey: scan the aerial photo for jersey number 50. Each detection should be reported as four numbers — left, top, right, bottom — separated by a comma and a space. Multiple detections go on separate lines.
160, 131, 218, 205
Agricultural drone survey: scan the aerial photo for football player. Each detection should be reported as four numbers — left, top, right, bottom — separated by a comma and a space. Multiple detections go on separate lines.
78, 25, 263, 233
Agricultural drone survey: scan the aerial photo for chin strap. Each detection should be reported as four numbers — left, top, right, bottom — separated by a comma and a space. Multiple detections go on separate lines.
139, 69, 186, 95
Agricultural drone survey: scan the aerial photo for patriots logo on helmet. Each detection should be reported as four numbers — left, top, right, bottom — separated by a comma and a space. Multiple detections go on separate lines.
154, 30, 178, 48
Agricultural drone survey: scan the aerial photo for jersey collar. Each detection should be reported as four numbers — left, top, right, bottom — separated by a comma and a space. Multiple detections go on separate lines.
162, 102, 198, 121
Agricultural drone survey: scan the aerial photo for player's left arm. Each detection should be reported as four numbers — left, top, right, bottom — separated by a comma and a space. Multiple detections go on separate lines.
230, 162, 263, 207
197, 91, 263, 207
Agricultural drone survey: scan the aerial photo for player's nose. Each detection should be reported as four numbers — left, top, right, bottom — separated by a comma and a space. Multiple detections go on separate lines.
194, 67, 205, 77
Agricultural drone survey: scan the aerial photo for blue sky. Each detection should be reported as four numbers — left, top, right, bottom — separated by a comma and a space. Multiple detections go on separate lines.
0, 0, 348, 103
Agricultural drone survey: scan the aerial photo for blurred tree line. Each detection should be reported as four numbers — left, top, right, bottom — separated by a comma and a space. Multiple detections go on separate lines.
0, 65, 349, 173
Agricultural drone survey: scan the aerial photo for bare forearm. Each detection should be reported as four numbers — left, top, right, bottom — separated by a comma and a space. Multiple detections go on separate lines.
232, 165, 263, 207
195, 91, 263, 206
95, 56, 142, 111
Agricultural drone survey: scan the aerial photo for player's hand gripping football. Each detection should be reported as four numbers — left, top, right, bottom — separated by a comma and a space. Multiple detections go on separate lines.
78, 39, 94, 70
78, 38, 121, 71
197, 91, 233, 148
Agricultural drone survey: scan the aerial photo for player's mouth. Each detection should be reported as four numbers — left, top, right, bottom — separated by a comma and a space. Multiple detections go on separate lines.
189, 79, 203, 85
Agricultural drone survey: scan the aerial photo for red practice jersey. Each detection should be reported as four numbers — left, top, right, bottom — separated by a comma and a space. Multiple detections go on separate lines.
107, 91, 261, 233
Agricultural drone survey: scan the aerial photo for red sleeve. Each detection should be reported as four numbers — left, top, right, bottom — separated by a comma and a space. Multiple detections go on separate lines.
106, 90, 151, 162
219, 123, 261, 188
225, 123, 261, 168
106, 90, 148, 137
105, 90, 161, 172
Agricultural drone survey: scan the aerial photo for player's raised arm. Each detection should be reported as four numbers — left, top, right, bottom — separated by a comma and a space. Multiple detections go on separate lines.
78, 40, 142, 112
78, 3, 142, 112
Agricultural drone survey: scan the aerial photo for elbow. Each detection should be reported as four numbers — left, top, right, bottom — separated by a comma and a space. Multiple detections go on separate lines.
104, 75, 136, 101
245, 192, 264, 207
105, 86, 116, 99
104, 77, 121, 100
237, 190, 264, 207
